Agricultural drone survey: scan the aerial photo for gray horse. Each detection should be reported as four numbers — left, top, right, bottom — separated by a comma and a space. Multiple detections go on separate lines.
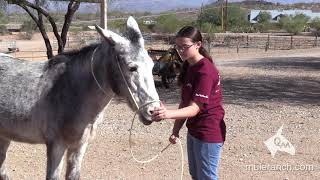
0, 16, 160, 180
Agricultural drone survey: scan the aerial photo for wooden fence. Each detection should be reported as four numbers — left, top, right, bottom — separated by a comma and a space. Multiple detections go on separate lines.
207, 34, 320, 51
3, 33, 320, 60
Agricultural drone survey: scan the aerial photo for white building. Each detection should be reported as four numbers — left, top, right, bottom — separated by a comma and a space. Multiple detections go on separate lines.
249, 10, 320, 23
143, 20, 156, 25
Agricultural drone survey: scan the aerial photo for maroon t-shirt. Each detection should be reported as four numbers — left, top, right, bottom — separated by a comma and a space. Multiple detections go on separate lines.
181, 58, 226, 143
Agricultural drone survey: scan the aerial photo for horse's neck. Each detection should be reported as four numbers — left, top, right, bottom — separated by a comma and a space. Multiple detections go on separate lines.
50, 52, 114, 125
102, 52, 124, 96
81, 49, 115, 112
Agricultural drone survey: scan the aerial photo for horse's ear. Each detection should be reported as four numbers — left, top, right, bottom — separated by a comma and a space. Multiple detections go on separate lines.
95, 25, 129, 47
126, 16, 143, 45
127, 16, 141, 35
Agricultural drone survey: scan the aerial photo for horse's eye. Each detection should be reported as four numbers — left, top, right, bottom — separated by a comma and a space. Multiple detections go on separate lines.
129, 66, 137, 72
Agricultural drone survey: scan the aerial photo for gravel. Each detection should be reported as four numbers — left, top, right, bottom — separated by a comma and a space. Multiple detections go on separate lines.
4, 48, 320, 180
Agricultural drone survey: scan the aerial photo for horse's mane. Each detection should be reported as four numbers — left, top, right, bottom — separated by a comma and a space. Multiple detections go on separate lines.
46, 43, 100, 70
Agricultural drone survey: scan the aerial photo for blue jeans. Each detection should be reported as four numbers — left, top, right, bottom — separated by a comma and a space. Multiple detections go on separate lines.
187, 133, 223, 180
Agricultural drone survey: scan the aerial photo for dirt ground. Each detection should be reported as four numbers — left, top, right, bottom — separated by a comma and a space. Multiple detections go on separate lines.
0, 33, 320, 180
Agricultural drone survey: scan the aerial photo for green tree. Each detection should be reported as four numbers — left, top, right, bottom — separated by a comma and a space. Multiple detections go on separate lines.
0, 7, 8, 23
21, 18, 38, 39
197, 7, 221, 27
310, 17, 320, 36
226, 5, 250, 32
155, 14, 179, 33
254, 11, 272, 32
279, 14, 310, 35
257, 11, 271, 23
197, 5, 250, 33
0, 8, 8, 35
108, 19, 126, 33
201, 22, 219, 33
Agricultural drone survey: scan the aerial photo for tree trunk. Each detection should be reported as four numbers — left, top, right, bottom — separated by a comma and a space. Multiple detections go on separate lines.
19, 4, 53, 59
37, 7, 53, 58
61, 0, 80, 50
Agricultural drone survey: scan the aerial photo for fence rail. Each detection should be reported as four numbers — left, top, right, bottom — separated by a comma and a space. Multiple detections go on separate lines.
0, 41, 16, 52
204, 34, 320, 51
3, 33, 319, 60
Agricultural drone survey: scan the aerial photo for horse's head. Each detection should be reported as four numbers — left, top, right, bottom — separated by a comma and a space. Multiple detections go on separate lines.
95, 16, 160, 125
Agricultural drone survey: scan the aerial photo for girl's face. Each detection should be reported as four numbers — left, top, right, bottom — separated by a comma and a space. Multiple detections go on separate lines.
175, 37, 201, 61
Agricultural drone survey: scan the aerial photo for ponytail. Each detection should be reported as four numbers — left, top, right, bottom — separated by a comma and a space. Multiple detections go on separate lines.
199, 46, 213, 63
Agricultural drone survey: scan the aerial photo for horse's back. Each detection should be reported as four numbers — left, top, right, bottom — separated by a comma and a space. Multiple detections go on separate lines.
0, 57, 47, 121
0, 56, 46, 79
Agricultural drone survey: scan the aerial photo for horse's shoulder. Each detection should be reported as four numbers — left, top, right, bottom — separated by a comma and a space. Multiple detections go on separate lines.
43, 57, 68, 86
46, 54, 69, 69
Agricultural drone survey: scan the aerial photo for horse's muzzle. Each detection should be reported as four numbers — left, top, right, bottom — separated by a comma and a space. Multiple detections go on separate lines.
139, 113, 153, 125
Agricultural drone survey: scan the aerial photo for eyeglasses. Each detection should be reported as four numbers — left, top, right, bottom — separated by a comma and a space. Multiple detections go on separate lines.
174, 44, 195, 51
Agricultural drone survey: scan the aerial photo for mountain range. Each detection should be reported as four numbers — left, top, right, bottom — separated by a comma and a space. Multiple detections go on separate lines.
104, 0, 319, 13
6, 0, 320, 14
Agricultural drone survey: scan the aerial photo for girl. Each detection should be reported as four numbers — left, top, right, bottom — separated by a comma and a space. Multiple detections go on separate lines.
152, 26, 226, 180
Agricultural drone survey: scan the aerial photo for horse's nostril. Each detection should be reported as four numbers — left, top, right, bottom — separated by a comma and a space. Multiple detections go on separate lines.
149, 110, 154, 115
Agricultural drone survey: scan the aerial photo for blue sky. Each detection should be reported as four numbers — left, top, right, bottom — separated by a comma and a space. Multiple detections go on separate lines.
107, 0, 319, 13
6, 0, 319, 14
227, 0, 317, 3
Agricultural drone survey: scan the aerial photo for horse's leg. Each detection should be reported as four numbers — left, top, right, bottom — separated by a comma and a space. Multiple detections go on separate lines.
0, 139, 10, 180
65, 108, 106, 180
65, 118, 102, 180
46, 140, 66, 180
65, 142, 89, 180
161, 74, 169, 89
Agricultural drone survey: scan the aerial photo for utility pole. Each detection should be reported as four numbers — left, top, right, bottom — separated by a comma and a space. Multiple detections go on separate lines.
221, 0, 224, 32
101, 0, 107, 29
225, 0, 228, 32
199, 3, 204, 31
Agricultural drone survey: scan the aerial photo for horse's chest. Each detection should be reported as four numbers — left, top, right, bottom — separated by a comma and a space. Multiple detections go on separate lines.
61, 121, 94, 145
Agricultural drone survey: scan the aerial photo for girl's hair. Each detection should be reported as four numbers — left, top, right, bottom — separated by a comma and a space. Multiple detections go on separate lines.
176, 26, 212, 86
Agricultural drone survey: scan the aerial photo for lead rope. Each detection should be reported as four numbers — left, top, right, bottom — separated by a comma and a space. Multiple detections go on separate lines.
129, 101, 184, 180
91, 47, 184, 180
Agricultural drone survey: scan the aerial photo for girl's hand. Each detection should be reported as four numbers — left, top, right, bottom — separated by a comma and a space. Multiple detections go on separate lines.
151, 101, 170, 121
169, 134, 179, 144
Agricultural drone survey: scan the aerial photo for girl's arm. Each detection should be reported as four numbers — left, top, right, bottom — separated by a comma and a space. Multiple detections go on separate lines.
172, 102, 187, 136
167, 101, 201, 120
152, 101, 202, 121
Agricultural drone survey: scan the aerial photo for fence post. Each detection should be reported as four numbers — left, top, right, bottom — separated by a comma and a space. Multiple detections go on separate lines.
265, 34, 270, 52
246, 35, 249, 48
290, 35, 293, 49
314, 35, 318, 47
237, 43, 239, 53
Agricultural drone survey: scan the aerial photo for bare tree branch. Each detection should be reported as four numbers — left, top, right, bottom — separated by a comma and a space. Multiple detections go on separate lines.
18, 3, 54, 58
6, 0, 113, 58
61, 0, 80, 49
12, 0, 64, 53
36, 0, 54, 58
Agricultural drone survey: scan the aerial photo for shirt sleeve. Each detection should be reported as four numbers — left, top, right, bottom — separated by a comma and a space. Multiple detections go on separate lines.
192, 70, 215, 105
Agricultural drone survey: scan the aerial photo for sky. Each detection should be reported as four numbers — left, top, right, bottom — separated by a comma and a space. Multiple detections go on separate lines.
87, 0, 320, 13
5, 0, 320, 14
229, 0, 318, 3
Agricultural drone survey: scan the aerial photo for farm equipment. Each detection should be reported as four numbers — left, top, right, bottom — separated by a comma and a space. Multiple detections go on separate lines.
148, 48, 183, 88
